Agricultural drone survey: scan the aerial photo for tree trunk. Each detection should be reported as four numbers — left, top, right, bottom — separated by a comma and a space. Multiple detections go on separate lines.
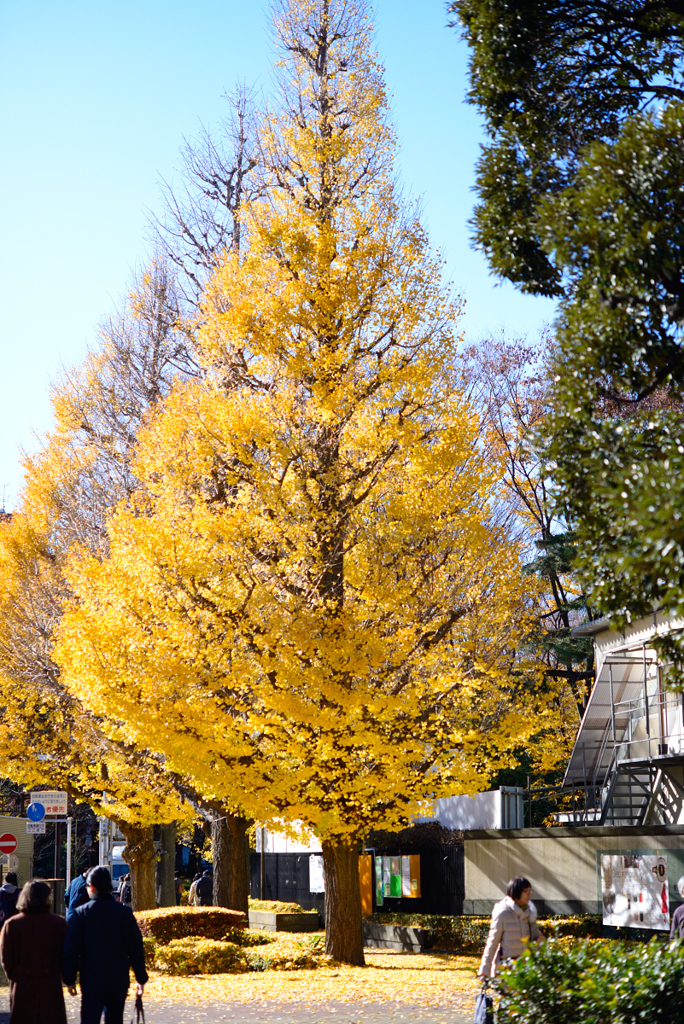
322, 839, 364, 966
212, 815, 231, 908
227, 814, 250, 915
157, 822, 176, 907
121, 822, 157, 911
212, 813, 251, 915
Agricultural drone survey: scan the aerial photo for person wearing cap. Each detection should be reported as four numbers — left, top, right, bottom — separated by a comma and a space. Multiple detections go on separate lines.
62, 865, 147, 1024
670, 875, 684, 940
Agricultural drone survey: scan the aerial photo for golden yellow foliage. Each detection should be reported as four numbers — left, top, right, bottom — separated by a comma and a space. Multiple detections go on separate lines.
55, 0, 554, 961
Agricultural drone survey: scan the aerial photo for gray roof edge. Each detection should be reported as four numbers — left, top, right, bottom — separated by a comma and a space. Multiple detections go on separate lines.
572, 616, 612, 638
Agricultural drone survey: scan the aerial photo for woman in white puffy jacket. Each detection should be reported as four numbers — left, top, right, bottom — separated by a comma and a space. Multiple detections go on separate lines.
479, 876, 544, 977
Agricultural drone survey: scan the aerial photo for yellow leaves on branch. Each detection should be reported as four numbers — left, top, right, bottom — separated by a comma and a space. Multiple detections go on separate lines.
55, 0, 548, 846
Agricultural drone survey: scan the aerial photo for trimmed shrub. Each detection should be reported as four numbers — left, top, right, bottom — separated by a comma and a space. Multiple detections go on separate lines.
136, 907, 245, 943
232, 928, 277, 947
142, 935, 158, 967
364, 913, 603, 951
496, 938, 684, 1024
248, 899, 316, 914
364, 913, 491, 951
155, 937, 246, 975
244, 940, 330, 971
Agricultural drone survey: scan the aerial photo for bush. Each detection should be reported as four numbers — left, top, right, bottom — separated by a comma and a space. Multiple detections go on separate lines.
232, 928, 277, 947
244, 941, 329, 971
136, 907, 245, 943
248, 899, 315, 914
496, 938, 684, 1024
364, 913, 491, 952
142, 935, 158, 967
364, 913, 603, 951
155, 937, 246, 975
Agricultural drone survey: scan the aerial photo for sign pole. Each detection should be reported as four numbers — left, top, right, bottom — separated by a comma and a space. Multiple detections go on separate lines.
66, 817, 72, 888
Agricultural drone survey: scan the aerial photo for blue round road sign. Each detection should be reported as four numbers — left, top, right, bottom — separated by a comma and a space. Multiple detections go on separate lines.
27, 802, 45, 822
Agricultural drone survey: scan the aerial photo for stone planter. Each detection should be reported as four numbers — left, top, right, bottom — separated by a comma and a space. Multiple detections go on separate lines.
362, 922, 434, 952
248, 910, 320, 932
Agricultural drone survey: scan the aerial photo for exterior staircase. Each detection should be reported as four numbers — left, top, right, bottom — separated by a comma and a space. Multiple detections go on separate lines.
600, 764, 684, 826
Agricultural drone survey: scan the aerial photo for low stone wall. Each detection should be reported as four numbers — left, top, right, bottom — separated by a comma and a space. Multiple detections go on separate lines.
248, 910, 320, 932
362, 922, 433, 951
464, 824, 684, 916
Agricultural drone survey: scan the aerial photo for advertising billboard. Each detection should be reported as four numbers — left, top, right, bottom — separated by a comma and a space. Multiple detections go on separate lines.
600, 853, 670, 930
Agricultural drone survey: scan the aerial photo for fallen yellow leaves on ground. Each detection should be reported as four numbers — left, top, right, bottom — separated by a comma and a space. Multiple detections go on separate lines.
143, 932, 480, 1007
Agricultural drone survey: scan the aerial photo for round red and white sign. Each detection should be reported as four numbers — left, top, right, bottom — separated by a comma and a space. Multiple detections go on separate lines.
0, 834, 17, 855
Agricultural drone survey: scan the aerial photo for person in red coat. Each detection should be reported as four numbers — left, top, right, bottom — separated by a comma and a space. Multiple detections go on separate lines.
0, 879, 68, 1024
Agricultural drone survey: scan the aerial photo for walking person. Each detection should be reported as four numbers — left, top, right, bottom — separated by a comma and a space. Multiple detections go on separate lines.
62, 865, 148, 1024
479, 877, 544, 978
195, 869, 213, 907
187, 873, 202, 907
174, 871, 184, 906
0, 872, 21, 925
65, 869, 91, 921
0, 879, 68, 1024
670, 876, 684, 939
117, 874, 132, 908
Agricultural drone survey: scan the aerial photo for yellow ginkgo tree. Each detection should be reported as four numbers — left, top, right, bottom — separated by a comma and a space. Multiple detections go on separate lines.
57, 0, 549, 963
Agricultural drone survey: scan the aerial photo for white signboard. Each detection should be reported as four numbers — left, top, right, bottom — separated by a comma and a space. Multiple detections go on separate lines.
601, 853, 670, 930
401, 856, 412, 896
309, 855, 325, 893
30, 791, 67, 816
26, 821, 46, 834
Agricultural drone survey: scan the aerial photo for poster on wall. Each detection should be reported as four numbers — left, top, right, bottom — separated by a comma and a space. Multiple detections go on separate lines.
383, 856, 391, 898
390, 856, 402, 897
401, 856, 412, 896
600, 853, 670, 930
375, 855, 384, 905
309, 855, 325, 893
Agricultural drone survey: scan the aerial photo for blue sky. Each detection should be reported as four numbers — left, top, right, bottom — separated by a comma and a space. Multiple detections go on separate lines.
0, 1, 556, 509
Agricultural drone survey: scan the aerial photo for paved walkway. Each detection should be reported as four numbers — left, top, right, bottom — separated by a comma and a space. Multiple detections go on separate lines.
0, 995, 474, 1023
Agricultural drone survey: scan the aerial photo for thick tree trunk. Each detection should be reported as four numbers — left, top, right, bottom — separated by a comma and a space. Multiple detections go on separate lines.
227, 814, 251, 914
322, 839, 364, 966
157, 822, 176, 907
212, 815, 231, 908
121, 822, 157, 911
212, 813, 250, 915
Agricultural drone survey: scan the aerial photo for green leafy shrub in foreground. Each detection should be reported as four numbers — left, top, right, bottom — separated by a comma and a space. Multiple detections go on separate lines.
497, 938, 684, 1024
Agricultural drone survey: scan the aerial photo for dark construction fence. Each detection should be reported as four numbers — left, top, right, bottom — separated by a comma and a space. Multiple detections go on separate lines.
250, 846, 464, 922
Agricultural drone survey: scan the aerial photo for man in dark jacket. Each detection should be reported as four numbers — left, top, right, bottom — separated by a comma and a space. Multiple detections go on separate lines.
65, 870, 91, 922
195, 869, 213, 906
0, 871, 20, 924
62, 865, 147, 1024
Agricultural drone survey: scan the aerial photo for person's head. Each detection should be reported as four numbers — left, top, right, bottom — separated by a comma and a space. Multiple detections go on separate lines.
86, 865, 113, 897
16, 880, 51, 914
5, 872, 18, 886
507, 877, 532, 906
202, 869, 211, 877
194, 873, 201, 881
678, 876, 684, 899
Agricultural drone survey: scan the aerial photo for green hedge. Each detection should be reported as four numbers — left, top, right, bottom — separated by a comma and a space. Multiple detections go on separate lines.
248, 899, 316, 914
136, 907, 246, 943
364, 913, 603, 951
496, 938, 684, 1023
